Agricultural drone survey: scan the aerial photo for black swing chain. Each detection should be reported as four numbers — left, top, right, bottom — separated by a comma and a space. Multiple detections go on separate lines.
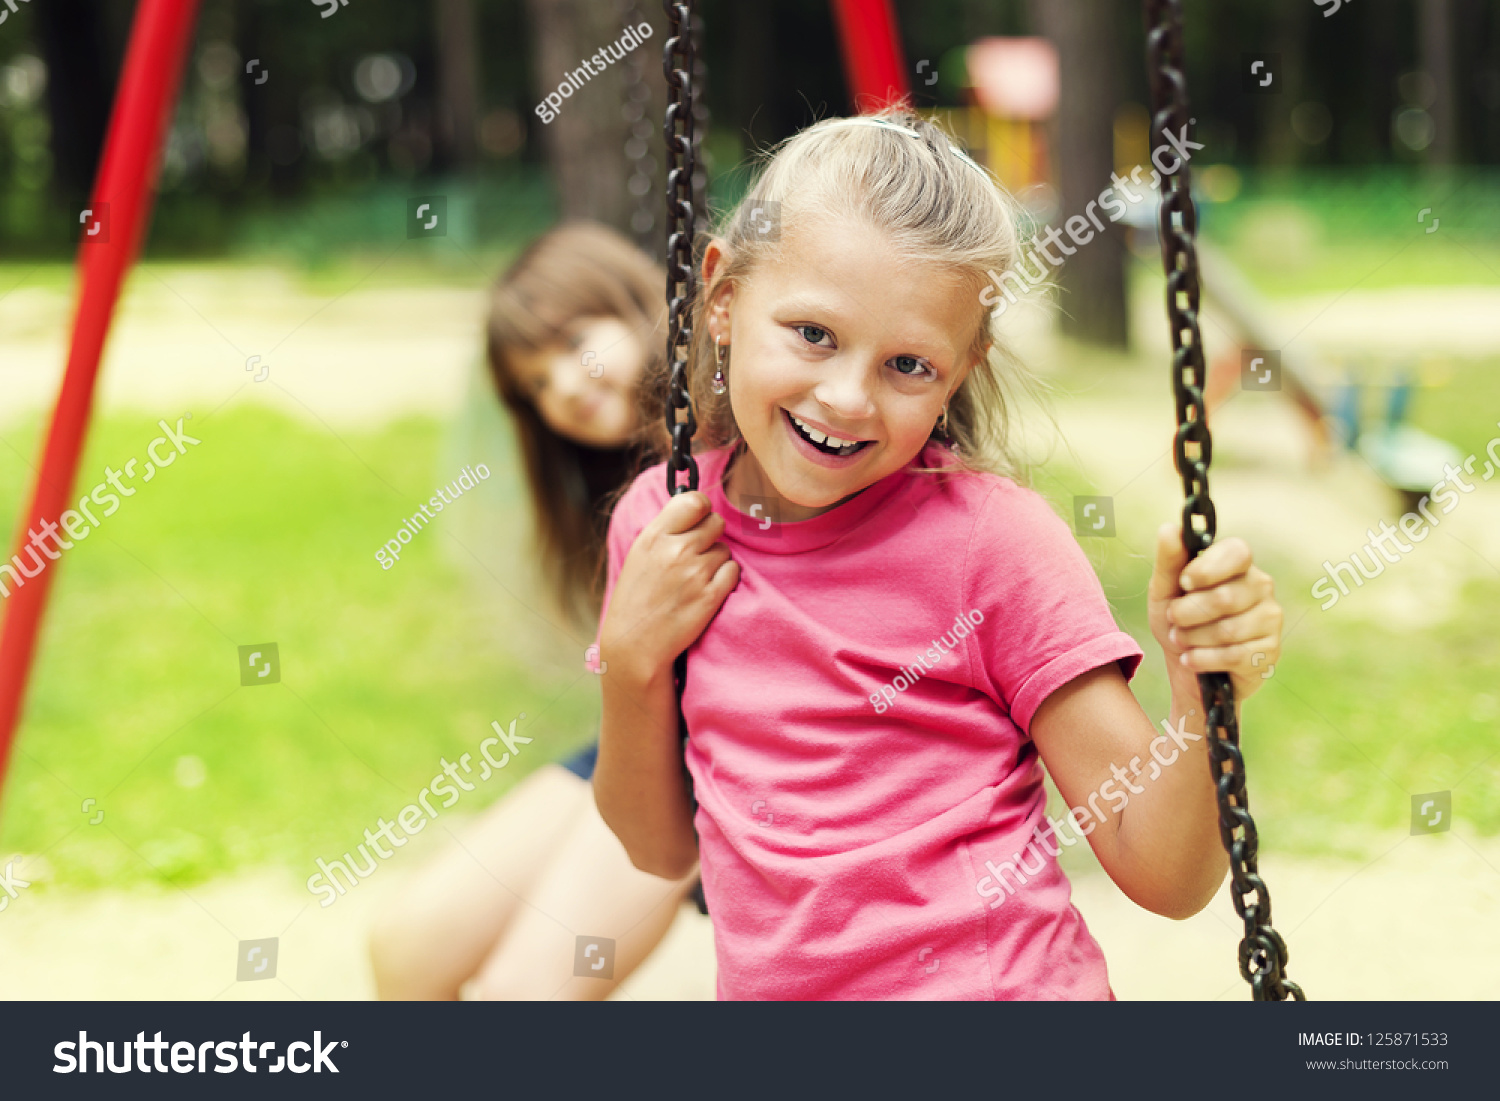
1143, 0, 1303, 1002
663, 0, 700, 498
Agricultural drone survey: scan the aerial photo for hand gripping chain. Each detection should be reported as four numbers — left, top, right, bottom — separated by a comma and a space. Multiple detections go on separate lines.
1143, 0, 1303, 1001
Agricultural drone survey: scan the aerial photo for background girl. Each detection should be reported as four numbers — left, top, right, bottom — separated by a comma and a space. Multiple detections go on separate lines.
369, 222, 698, 1000
592, 111, 1284, 1000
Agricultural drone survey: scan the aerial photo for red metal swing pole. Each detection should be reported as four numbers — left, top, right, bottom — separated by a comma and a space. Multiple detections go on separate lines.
0, 0, 202, 803
829, 0, 911, 112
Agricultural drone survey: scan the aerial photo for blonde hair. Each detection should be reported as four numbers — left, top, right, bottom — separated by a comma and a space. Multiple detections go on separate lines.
667, 106, 1036, 481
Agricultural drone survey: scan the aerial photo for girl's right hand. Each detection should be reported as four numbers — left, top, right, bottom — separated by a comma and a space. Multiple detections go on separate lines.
600, 491, 739, 682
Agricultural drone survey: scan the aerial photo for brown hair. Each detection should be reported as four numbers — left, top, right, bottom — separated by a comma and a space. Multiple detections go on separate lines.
654, 107, 1041, 483
485, 222, 668, 622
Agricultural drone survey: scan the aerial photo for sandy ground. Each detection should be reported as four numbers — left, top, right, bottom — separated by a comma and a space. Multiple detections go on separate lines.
2, 266, 1498, 1000
1, 830, 1495, 1000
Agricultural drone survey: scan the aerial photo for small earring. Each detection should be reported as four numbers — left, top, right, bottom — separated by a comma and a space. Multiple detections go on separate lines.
712, 335, 728, 396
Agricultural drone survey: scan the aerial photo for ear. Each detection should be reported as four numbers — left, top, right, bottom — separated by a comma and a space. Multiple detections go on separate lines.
947, 331, 992, 402
946, 356, 978, 405
700, 238, 736, 343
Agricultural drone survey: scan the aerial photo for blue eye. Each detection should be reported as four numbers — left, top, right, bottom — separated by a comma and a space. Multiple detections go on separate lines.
892, 355, 932, 378
796, 325, 831, 347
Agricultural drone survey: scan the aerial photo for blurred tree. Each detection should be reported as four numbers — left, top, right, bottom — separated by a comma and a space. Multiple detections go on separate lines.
433, 0, 480, 171
523, 0, 637, 232
1420, 0, 1456, 166
34, 0, 115, 206
1027, 0, 1128, 348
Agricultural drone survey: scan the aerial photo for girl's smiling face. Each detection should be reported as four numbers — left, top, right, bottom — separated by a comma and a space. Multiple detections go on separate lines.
705, 214, 982, 521
508, 315, 645, 448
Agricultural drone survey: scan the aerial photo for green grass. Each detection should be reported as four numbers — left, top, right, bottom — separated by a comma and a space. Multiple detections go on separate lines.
1033, 343, 1500, 861
1204, 168, 1500, 297
0, 405, 599, 889
1090, 542, 1500, 860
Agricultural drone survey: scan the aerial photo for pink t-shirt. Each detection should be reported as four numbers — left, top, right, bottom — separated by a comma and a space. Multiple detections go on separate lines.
598, 442, 1144, 1000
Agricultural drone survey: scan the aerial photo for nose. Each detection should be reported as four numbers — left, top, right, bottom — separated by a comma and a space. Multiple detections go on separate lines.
549, 349, 589, 403
812, 354, 877, 423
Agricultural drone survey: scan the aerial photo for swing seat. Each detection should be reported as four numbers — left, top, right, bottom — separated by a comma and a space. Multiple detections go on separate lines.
1356, 423, 1464, 500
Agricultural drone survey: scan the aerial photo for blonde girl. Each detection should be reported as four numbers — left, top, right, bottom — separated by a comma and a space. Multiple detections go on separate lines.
591, 111, 1283, 1000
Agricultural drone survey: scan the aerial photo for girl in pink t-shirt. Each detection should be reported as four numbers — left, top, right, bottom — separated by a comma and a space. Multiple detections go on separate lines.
593, 109, 1285, 1000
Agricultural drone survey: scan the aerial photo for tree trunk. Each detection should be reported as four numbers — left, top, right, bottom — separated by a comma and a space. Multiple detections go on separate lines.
1027, 0, 1128, 349
34, 0, 114, 207
1419, 0, 1456, 166
523, 0, 645, 232
433, 0, 481, 172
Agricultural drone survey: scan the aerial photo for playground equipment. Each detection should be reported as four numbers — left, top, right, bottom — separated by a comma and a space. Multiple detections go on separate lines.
0, 0, 1311, 1002
0, 0, 201, 799
958, 37, 1060, 195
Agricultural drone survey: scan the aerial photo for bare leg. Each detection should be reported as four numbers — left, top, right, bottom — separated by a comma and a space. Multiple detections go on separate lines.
369, 764, 593, 1000
466, 781, 697, 1001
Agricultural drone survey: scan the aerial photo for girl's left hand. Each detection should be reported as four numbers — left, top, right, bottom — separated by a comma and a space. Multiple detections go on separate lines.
1148, 522, 1283, 703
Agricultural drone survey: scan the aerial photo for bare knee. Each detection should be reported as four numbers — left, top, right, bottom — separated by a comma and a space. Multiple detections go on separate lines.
368, 910, 454, 1001
467, 945, 610, 1002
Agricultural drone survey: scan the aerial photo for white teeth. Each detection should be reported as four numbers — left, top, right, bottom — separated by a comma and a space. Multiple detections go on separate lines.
791, 413, 856, 449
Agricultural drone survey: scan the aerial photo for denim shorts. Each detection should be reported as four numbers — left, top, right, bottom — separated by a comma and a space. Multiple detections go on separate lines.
559, 741, 599, 781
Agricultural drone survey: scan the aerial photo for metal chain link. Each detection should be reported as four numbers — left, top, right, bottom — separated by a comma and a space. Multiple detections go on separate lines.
1143, 0, 1303, 1002
663, 0, 699, 497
